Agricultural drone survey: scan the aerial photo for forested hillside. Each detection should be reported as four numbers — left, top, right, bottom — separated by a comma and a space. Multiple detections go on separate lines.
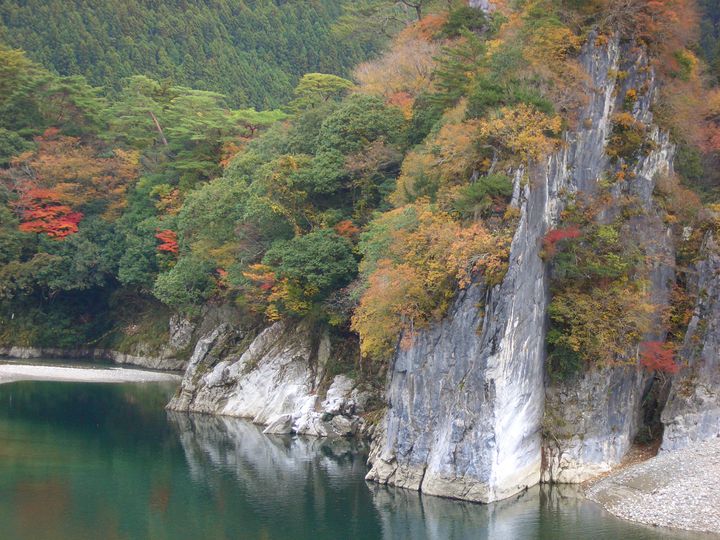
0, 0, 377, 108
1, 0, 719, 375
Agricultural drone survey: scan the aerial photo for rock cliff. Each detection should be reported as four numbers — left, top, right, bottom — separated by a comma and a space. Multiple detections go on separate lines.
661, 234, 720, 451
167, 321, 374, 438
542, 38, 675, 483
164, 26, 714, 508
366, 34, 677, 500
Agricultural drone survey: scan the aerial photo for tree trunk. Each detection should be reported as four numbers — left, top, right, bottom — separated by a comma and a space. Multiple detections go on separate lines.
148, 110, 169, 146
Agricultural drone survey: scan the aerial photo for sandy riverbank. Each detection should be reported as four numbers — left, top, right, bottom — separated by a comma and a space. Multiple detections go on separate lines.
587, 438, 720, 535
0, 362, 181, 384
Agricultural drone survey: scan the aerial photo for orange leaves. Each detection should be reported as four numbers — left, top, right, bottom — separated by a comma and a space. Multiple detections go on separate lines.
155, 229, 179, 255
16, 188, 83, 239
352, 259, 423, 358
589, 0, 698, 70
393, 113, 483, 205
334, 219, 360, 239
405, 13, 448, 41
2, 129, 139, 220
542, 226, 582, 258
639, 341, 680, 374
352, 202, 510, 360
387, 91, 415, 119
243, 263, 276, 292
219, 140, 246, 169
354, 25, 439, 105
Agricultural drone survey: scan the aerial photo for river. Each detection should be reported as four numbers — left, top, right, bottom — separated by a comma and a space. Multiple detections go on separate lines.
0, 361, 703, 539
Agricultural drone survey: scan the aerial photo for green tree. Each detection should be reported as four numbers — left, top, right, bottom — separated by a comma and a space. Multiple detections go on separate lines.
263, 229, 357, 303
288, 73, 354, 112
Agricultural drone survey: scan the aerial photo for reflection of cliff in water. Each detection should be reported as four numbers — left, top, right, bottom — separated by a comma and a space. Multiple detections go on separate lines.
167, 412, 383, 539
369, 483, 703, 540
168, 412, 698, 540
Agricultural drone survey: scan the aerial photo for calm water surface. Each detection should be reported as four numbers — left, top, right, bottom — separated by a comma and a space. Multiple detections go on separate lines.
0, 369, 705, 539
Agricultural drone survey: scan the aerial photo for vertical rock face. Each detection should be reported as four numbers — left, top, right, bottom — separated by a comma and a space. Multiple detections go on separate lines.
661, 234, 720, 451
367, 35, 676, 500
468, 0, 493, 11
542, 41, 675, 483
167, 321, 373, 437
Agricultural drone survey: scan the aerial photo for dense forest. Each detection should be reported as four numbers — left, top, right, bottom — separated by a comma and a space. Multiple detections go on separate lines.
0, 0, 379, 108
1, 0, 720, 378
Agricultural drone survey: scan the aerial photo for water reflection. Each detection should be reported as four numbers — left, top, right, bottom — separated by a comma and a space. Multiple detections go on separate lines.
168, 412, 382, 539
0, 381, 709, 540
169, 412, 703, 540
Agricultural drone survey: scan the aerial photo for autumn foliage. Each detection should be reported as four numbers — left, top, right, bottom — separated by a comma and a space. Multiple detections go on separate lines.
15, 188, 83, 239
352, 203, 510, 360
155, 229, 179, 255
542, 226, 582, 258
639, 341, 681, 374
3, 128, 139, 220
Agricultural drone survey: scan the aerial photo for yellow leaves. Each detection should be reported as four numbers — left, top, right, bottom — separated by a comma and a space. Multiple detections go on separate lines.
477, 104, 562, 162
526, 25, 582, 65
354, 35, 439, 103
152, 184, 182, 215
550, 281, 656, 367
393, 103, 561, 206
352, 201, 510, 361
393, 103, 483, 205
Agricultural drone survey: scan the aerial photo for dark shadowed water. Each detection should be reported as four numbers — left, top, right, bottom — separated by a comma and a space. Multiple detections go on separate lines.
0, 375, 705, 539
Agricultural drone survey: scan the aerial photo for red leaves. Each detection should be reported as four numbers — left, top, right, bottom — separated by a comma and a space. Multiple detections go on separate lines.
640, 341, 680, 374
155, 229, 179, 254
16, 188, 83, 239
542, 226, 581, 258
544, 226, 582, 244
333, 219, 360, 239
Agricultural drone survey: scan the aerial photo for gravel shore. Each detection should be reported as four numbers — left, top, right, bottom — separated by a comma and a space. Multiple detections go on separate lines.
587, 438, 720, 535
0, 362, 181, 384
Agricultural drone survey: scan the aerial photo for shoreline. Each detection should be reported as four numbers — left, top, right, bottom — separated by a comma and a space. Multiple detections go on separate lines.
0, 345, 187, 371
0, 362, 182, 385
586, 438, 720, 535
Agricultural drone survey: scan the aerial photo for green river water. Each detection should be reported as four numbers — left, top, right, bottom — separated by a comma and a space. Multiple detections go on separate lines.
0, 364, 706, 539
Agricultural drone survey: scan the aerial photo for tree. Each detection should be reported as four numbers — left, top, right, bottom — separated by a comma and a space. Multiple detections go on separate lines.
15, 188, 83, 239
354, 26, 440, 112
108, 75, 172, 149
352, 201, 509, 360
233, 108, 288, 137
155, 229, 179, 255
639, 341, 680, 374
0, 0, 375, 108
1, 128, 139, 219
152, 255, 217, 311
318, 94, 406, 155
261, 229, 357, 310
288, 73, 354, 112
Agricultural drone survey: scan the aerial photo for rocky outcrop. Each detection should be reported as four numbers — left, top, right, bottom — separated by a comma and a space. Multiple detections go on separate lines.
468, 0, 493, 11
661, 234, 720, 451
367, 34, 677, 500
167, 321, 374, 438
542, 367, 648, 483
